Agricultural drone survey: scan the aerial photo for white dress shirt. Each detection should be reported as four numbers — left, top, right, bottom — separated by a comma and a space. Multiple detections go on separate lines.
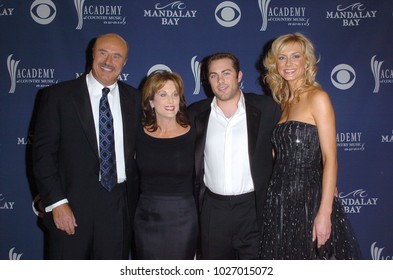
203, 92, 254, 196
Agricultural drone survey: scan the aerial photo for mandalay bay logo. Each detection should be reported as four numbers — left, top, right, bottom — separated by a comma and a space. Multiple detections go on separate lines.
0, 193, 15, 210
258, 0, 309, 31
7, 54, 57, 93
381, 129, 393, 143
326, 2, 377, 27
76, 72, 130, 82
338, 189, 378, 214
0, 1, 15, 16
371, 55, 393, 94
144, 1, 197, 26
74, 0, 126, 30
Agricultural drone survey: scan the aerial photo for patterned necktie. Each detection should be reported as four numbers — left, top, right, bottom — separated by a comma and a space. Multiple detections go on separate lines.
99, 87, 117, 191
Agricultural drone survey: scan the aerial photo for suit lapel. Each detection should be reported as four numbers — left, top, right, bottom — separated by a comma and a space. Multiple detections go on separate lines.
71, 75, 99, 158
118, 83, 136, 164
194, 108, 210, 178
245, 97, 261, 163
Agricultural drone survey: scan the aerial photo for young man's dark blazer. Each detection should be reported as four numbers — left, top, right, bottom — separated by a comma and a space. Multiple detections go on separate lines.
33, 74, 141, 257
187, 92, 281, 231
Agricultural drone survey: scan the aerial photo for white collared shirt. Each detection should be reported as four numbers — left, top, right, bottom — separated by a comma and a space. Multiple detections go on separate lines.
203, 92, 254, 195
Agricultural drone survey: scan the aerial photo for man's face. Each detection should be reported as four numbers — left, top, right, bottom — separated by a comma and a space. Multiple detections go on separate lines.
208, 58, 242, 102
91, 35, 128, 86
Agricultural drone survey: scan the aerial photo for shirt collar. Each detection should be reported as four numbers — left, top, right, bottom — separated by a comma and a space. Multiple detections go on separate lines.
87, 71, 117, 94
211, 91, 246, 114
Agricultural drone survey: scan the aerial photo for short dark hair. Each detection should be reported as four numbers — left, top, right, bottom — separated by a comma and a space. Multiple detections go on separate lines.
204, 52, 240, 82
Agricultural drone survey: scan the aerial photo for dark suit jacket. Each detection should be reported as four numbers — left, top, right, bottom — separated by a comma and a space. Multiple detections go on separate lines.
187, 93, 281, 230
33, 74, 141, 230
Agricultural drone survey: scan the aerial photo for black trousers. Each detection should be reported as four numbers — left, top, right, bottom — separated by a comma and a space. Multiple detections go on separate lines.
45, 182, 130, 260
200, 188, 260, 260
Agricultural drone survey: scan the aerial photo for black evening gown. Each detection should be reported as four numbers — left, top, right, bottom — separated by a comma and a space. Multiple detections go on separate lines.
134, 126, 198, 260
261, 121, 362, 260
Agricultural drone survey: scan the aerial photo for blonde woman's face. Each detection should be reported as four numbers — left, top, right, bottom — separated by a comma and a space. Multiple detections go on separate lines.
276, 42, 307, 83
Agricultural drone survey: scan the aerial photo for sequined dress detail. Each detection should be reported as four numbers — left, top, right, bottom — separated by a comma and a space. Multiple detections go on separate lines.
261, 121, 361, 260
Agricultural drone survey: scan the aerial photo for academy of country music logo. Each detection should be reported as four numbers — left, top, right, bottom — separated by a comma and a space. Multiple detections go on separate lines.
0, 1, 14, 16
338, 188, 378, 214
258, 0, 309, 31
146, 56, 201, 96
326, 2, 377, 27
74, 0, 126, 30
331, 64, 356, 90
336, 131, 365, 152
143, 1, 197, 26
191, 56, 201, 95
7, 54, 57, 93
371, 242, 393, 260
371, 55, 393, 94
215, 1, 241, 28
30, 0, 56, 25
9, 247, 23, 260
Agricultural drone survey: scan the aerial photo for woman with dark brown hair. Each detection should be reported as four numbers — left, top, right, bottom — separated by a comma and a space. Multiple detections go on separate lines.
134, 70, 198, 260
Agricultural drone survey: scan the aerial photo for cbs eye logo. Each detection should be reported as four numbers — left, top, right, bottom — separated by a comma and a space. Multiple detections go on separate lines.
147, 64, 172, 76
31, 0, 57, 25
215, 1, 241, 27
331, 64, 356, 90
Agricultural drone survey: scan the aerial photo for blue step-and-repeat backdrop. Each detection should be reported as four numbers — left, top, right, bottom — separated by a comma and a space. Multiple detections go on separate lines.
0, 0, 392, 260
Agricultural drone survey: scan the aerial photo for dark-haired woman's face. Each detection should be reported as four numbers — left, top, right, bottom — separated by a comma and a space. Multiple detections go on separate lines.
149, 80, 180, 121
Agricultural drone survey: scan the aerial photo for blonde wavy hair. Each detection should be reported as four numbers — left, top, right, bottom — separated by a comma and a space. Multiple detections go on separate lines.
263, 33, 321, 107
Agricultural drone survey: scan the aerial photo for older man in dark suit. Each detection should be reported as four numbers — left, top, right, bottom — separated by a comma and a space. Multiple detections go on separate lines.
33, 33, 141, 259
187, 52, 281, 259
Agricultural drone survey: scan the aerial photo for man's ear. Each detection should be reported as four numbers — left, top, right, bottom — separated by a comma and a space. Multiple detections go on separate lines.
238, 70, 243, 83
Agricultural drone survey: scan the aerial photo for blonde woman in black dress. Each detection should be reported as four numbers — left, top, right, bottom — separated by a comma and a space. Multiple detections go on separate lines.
260, 33, 361, 259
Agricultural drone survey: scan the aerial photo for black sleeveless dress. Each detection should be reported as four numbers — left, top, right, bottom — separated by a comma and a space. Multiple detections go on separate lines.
260, 121, 361, 260
134, 126, 198, 260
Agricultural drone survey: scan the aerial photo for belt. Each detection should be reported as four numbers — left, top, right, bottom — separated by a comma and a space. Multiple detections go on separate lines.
205, 188, 254, 201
